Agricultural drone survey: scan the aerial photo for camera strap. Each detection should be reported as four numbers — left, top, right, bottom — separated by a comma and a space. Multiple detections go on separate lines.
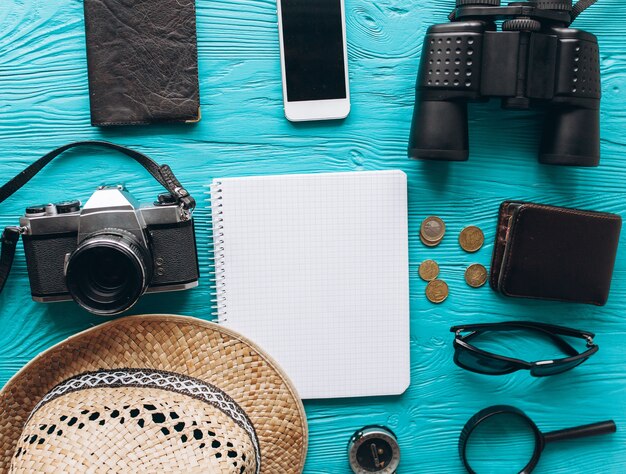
0, 140, 195, 295
0, 227, 20, 294
571, 0, 597, 21
0, 141, 195, 210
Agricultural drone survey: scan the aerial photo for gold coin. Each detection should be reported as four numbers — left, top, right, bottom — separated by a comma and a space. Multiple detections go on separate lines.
418, 260, 440, 281
420, 234, 442, 247
465, 264, 488, 288
421, 216, 446, 243
459, 226, 484, 253
426, 279, 448, 304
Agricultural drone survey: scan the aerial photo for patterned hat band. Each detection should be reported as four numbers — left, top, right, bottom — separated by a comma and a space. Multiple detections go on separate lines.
12, 368, 261, 473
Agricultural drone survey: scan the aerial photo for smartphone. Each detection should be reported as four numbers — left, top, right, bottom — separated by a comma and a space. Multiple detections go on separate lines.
277, 0, 351, 122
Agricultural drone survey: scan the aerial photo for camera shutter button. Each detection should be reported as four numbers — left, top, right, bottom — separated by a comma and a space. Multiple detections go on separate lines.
44, 204, 58, 216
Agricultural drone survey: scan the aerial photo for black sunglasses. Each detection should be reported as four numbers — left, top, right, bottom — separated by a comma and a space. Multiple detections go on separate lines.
450, 321, 598, 377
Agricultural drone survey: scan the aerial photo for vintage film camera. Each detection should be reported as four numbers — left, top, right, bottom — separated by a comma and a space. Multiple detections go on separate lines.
19, 185, 199, 316
409, 0, 601, 166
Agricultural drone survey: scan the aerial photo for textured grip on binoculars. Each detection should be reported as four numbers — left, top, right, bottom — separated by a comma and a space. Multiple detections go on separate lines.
539, 104, 600, 166
409, 99, 469, 161
544, 420, 616, 444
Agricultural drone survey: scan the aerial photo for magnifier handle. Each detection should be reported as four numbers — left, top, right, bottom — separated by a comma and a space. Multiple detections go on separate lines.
544, 421, 616, 444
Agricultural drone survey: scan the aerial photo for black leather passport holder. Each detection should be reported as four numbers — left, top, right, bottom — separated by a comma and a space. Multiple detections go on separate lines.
491, 201, 622, 306
83, 0, 200, 126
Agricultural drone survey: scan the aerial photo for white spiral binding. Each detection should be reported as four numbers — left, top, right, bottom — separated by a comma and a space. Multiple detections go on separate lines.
208, 181, 228, 323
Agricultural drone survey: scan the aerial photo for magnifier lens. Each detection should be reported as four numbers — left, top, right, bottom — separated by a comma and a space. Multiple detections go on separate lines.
465, 413, 536, 474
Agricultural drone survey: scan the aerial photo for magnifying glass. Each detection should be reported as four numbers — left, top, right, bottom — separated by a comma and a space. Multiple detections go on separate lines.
459, 405, 616, 474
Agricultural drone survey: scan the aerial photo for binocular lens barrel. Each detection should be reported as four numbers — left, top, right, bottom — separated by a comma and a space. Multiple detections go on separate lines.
540, 104, 600, 166
409, 99, 469, 161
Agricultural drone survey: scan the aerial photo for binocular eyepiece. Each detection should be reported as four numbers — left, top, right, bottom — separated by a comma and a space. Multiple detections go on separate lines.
409, 0, 601, 166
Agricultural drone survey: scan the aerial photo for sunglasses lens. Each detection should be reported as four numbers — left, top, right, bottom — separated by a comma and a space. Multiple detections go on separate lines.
455, 348, 516, 375
465, 412, 536, 474
532, 357, 588, 376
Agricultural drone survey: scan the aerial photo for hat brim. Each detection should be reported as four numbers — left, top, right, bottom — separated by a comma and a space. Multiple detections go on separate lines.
0, 314, 308, 473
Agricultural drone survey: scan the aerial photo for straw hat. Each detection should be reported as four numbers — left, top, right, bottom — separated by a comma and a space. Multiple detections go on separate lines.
0, 315, 308, 473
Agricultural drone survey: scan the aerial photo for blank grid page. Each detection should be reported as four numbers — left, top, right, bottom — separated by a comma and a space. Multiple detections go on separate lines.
210, 171, 410, 399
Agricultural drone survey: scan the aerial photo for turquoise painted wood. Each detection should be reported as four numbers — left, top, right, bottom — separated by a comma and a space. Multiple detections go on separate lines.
0, 1, 625, 472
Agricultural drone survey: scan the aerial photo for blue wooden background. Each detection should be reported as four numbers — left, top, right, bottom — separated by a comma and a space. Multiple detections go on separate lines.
1, 1, 625, 472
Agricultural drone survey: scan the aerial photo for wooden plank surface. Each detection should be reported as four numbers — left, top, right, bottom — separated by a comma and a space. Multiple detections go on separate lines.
1, 0, 625, 472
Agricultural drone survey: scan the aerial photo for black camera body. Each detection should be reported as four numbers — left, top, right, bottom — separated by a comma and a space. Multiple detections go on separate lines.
409, 0, 601, 166
20, 185, 199, 315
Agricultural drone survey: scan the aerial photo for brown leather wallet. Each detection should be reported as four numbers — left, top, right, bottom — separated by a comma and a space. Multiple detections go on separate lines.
490, 201, 622, 306
83, 0, 200, 126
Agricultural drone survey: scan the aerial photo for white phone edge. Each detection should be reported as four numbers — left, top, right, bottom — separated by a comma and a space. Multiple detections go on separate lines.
277, 0, 351, 122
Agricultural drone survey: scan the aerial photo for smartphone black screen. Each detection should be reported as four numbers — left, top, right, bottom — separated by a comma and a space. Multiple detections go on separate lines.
281, 0, 347, 102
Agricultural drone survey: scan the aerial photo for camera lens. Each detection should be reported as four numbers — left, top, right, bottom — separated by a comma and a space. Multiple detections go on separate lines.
65, 230, 153, 316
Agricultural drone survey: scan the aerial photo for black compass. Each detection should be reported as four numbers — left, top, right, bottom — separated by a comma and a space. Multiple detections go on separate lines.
348, 426, 400, 474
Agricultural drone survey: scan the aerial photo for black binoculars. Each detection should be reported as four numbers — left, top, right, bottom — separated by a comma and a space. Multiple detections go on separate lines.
409, 0, 601, 166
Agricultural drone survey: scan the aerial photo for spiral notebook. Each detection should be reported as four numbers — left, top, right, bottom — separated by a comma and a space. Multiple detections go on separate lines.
209, 170, 410, 399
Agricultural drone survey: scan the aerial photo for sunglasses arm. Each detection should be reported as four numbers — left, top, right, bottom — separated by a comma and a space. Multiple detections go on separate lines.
451, 324, 586, 357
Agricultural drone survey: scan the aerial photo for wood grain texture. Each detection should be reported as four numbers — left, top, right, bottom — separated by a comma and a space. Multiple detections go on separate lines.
1, 0, 625, 472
